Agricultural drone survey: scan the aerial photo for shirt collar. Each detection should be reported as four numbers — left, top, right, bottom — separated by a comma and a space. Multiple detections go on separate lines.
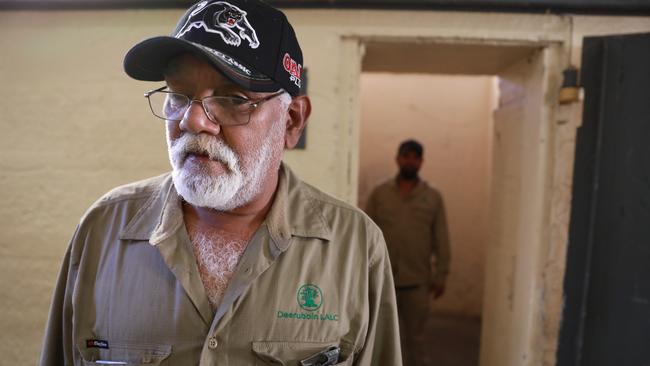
118, 174, 183, 244
119, 163, 332, 248
391, 175, 424, 189
265, 163, 332, 250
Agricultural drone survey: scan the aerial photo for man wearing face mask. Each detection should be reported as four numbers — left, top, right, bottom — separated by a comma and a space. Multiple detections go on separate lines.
39, 1, 401, 365
365, 139, 451, 366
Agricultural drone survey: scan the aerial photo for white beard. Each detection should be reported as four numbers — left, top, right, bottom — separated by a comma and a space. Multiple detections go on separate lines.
167, 127, 282, 211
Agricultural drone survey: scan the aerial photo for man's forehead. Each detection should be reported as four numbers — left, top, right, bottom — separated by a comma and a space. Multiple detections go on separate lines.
399, 151, 422, 158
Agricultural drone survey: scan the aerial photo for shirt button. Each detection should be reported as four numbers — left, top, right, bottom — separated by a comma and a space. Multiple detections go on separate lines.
208, 337, 218, 349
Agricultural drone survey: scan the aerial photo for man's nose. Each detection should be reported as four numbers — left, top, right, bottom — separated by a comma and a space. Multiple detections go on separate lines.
179, 101, 221, 135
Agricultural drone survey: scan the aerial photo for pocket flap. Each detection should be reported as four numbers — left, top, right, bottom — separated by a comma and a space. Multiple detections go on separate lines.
252, 341, 339, 365
77, 340, 171, 365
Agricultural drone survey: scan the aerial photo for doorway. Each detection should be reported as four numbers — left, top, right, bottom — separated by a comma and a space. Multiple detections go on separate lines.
359, 71, 495, 366
357, 40, 559, 365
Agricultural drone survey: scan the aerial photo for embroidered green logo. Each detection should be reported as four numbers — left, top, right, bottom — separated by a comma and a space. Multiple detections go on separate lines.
276, 284, 338, 321
297, 284, 323, 311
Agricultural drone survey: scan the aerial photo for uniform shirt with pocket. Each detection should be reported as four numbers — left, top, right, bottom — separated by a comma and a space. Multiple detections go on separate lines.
39, 164, 402, 366
365, 178, 450, 288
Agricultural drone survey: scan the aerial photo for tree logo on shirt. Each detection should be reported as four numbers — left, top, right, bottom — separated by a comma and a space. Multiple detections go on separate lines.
277, 285, 338, 321
297, 284, 323, 311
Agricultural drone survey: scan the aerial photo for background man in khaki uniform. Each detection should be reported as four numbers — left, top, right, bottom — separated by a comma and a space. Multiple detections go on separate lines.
39, 1, 402, 365
366, 139, 451, 366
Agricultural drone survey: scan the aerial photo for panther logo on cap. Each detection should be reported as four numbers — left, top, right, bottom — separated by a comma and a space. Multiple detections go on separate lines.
175, 1, 260, 49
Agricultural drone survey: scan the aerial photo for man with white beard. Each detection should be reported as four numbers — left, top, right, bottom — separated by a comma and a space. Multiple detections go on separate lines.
39, 1, 402, 365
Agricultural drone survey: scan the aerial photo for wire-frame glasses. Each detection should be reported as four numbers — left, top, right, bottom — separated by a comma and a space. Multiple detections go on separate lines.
144, 86, 285, 126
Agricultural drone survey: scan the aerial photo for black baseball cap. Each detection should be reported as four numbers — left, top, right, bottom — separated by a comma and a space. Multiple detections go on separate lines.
124, 0, 304, 96
398, 139, 424, 157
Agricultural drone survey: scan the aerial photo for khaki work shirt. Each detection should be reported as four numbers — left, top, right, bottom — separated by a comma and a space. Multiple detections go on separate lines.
365, 179, 450, 288
40, 164, 402, 366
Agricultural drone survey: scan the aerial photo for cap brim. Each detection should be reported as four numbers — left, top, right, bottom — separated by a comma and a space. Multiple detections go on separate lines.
123, 36, 282, 93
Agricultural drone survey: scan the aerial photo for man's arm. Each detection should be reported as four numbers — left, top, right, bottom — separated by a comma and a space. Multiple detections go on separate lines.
39, 230, 78, 366
431, 193, 450, 299
364, 189, 378, 222
354, 230, 402, 366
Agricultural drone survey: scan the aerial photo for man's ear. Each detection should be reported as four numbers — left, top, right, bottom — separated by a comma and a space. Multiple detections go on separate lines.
284, 95, 311, 149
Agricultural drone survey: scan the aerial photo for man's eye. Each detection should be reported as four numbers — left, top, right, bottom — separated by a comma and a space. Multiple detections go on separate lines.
167, 93, 186, 104
226, 96, 250, 106
166, 94, 186, 107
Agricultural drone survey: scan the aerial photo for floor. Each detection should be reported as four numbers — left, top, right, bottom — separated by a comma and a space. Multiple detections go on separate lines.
413, 314, 482, 366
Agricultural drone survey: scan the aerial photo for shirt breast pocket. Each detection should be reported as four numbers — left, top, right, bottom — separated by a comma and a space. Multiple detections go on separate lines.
76, 341, 171, 366
252, 340, 353, 366
413, 204, 435, 223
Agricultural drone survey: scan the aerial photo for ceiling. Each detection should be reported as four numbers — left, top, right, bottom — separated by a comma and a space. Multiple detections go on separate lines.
362, 41, 540, 75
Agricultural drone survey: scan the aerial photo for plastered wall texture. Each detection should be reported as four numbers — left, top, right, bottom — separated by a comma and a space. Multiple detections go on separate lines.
358, 73, 495, 317
1, 8, 649, 366
1, 11, 173, 364
479, 45, 552, 366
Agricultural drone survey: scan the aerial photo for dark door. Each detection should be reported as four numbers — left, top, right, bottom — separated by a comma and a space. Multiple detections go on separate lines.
557, 33, 650, 366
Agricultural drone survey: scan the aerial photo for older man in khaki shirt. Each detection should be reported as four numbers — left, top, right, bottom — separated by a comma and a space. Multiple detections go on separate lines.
40, 1, 401, 365
366, 139, 451, 366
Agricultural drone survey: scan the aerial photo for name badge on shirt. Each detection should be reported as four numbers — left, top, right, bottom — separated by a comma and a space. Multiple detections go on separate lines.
86, 339, 109, 349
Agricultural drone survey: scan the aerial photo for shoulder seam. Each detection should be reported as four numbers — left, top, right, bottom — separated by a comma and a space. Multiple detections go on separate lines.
94, 191, 156, 208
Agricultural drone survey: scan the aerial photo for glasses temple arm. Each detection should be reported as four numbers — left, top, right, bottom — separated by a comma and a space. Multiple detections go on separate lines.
144, 85, 168, 97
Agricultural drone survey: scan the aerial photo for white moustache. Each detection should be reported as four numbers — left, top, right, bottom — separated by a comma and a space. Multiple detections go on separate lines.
170, 133, 240, 173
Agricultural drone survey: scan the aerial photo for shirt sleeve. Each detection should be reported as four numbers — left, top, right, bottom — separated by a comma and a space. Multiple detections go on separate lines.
431, 193, 451, 283
39, 228, 79, 366
353, 228, 402, 366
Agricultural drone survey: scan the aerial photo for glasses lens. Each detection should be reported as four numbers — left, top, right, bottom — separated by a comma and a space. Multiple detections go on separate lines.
203, 97, 252, 125
148, 92, 189, 121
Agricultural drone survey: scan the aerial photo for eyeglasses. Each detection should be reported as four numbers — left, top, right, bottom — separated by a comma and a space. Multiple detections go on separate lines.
144, 86, 285, 126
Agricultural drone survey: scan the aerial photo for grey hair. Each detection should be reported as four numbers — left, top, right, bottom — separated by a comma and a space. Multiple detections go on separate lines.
277, 90, 292, 110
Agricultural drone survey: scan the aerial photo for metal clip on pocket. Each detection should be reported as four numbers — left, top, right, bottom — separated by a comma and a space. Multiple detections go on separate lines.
299, 345, 340, 366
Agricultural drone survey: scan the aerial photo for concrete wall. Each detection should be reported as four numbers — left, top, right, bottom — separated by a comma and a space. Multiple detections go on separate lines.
359, 73, 496, 317
483, 46, 559, 366
0, 10, 172, 364
1, 7, 649, 366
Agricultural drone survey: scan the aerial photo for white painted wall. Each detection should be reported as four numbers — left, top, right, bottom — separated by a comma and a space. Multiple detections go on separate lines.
482, 48, 555, 366
359, 73, 496, 317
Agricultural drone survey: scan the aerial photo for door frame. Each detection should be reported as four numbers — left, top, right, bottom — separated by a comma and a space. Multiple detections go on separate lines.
351, 36, 567, 365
